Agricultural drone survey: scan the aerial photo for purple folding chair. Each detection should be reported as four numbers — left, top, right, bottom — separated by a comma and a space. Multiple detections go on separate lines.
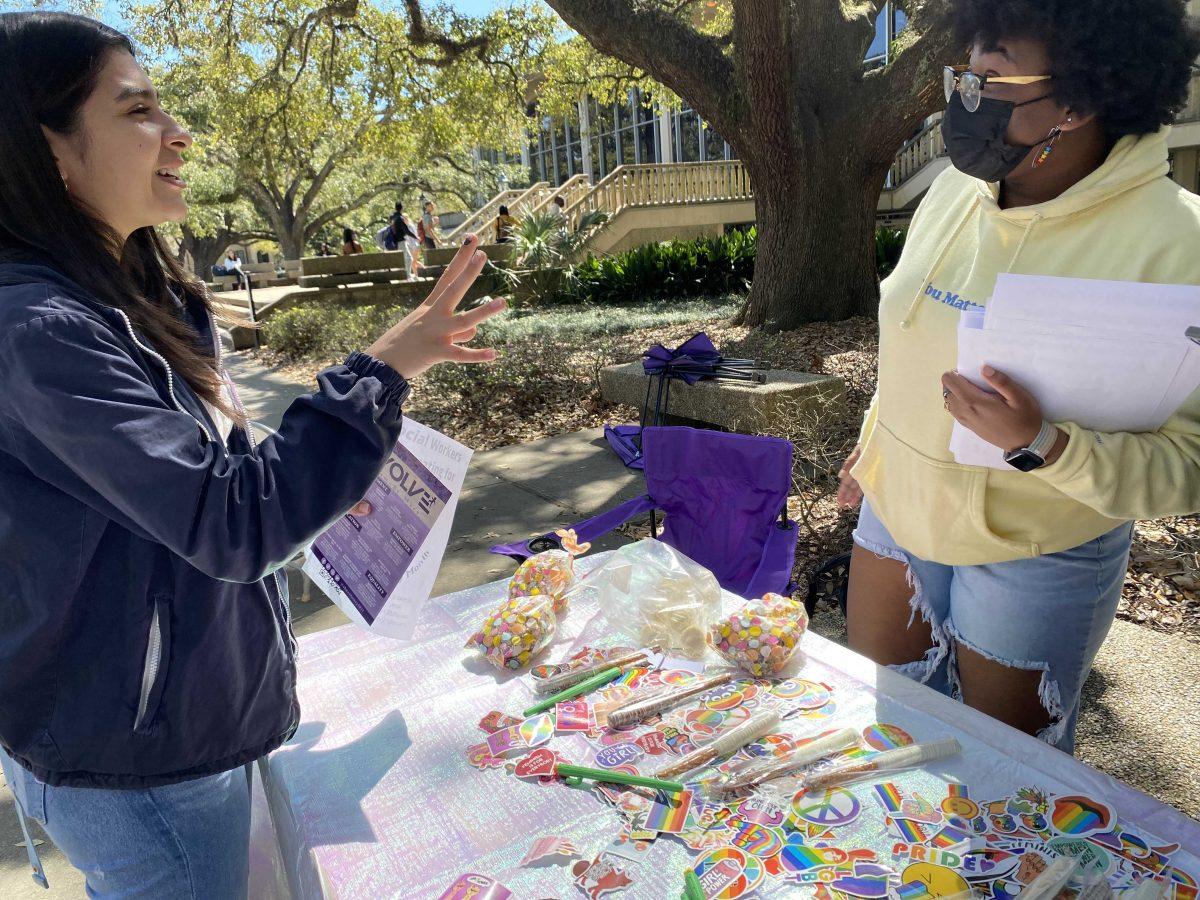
491, 426, 798, 599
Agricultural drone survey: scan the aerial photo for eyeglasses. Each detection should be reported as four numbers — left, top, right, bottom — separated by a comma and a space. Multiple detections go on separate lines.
944, 65, 1052, 112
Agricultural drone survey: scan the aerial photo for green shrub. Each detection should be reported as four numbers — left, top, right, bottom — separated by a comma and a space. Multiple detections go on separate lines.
567, 228, 757, 306
261, 303, 405, 361
875, 226, 907, 278
551, 224, 904, 306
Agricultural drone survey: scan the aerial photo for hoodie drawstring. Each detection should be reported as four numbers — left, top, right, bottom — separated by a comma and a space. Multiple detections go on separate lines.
1006, 213, 1043, 273
900, 196, 981, 330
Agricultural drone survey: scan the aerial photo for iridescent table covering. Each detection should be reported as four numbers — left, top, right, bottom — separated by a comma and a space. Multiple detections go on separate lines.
258, 554, 1200, 898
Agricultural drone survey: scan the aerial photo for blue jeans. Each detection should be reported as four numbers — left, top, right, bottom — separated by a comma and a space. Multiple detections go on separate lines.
1, 750, 250, 898
853, 500, 1133, 753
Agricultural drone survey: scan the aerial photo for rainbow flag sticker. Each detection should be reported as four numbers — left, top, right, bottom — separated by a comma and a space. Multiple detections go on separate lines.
642, 788, 693, 833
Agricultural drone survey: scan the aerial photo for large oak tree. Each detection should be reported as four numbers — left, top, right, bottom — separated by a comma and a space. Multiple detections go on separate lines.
543, 0, 957, 330
131, 0, 554, 258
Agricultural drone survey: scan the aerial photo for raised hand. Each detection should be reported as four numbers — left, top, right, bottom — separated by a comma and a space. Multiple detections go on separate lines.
366, 233, 506, 379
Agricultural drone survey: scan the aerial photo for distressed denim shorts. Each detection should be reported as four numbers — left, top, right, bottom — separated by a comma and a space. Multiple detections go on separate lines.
853, 500, 1133, 753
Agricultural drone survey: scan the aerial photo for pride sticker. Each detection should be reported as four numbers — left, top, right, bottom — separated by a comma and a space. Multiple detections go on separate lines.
729, 822, 784, 859
694, 846, 764, 899
862, 722, 914, 750
1050, 795, 1114, 837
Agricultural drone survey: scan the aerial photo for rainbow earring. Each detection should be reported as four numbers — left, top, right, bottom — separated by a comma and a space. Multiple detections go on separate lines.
1033, 118, 1070, 169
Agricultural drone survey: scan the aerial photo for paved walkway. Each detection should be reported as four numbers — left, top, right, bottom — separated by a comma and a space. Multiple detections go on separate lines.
3, 351, 1196, 897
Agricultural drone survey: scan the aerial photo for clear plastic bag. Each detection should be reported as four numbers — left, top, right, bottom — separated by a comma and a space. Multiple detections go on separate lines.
464, 593, 559, 671
465, 534, 589, 671
570, 538, 722, 659
709, 592, 808, 677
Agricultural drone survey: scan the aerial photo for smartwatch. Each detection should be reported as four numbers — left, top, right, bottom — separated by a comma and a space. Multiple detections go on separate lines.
1003, 421, 1058, 472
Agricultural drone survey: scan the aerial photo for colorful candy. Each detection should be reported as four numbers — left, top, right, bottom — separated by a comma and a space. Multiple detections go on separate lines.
464, 531, 590, 671
709, 593, 808, 677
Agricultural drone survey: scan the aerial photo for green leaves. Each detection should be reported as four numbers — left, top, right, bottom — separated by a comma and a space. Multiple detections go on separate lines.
128, 0, 559, 255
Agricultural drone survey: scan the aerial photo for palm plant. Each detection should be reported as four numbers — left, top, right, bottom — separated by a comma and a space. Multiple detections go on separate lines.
502, 208, 610, 305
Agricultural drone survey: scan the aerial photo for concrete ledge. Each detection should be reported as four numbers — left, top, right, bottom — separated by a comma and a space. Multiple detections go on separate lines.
599, 362, 844, 433
423, 243, 514, 267
299, 250, 408, 277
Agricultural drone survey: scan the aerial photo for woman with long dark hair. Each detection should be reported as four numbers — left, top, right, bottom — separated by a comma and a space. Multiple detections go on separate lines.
0, 11, 504, 896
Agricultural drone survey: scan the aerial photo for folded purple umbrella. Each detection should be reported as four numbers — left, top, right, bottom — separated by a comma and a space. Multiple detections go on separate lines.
605, 332, 764, 469
491, 426, 798, 599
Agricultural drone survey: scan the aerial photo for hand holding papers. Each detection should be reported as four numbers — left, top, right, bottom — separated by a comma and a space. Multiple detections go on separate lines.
951, 274, 1200, 469
303, 418, 471, 640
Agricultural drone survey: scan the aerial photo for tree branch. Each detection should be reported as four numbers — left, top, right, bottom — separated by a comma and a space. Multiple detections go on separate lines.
401, 0, 489, 66
305, 180, 412, 239
861, 0, 957, 163
543, 0, 743, 141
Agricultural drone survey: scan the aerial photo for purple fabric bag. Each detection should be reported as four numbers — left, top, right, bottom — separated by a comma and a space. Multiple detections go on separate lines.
490, 426, 798, 599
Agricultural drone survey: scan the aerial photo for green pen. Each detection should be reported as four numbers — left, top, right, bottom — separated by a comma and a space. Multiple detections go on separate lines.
684, 869, 704, 900
522, 666, 622, 717
555, 763, 684, 794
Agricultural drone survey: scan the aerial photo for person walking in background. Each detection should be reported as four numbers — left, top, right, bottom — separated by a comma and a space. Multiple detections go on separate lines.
388, 201, 420, 278
341, 227, 363, 255
318, 240, 333, 256
0, 12, 505, 896
494, 204, 519, 244
418, 200, 438, 251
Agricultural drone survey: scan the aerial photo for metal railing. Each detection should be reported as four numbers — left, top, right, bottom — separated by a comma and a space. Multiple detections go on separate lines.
445, 181, 551, 244
564, 160, 752, 230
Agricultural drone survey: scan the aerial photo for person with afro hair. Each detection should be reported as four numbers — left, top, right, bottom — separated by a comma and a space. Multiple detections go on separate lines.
839, 0, 1200, 754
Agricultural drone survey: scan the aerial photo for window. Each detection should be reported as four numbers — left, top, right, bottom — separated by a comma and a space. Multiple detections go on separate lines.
638, 121, 659, 164
702, 124, 726, 162
675, 109, 701, 162
601, 133, 617, 176
865, 10, 887, 62
618, 128, 635, 166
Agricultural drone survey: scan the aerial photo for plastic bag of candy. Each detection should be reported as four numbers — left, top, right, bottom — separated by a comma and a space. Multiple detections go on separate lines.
709, 592, 808, 676
465, 530, 589, 670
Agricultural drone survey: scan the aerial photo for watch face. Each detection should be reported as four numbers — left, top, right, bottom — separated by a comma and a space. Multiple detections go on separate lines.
1004, 448, 1045, 472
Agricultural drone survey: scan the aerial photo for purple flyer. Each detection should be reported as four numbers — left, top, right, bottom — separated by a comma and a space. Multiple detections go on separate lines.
310, 443, 451, 624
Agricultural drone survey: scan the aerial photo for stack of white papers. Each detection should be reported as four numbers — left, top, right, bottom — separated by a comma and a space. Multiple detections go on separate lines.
951, 274, 1200, 469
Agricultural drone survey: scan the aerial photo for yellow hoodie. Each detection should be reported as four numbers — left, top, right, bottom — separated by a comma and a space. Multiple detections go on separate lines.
852, 126, 1200, 565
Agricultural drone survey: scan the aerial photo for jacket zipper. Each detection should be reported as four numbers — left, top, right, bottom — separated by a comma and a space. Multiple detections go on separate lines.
121, 306, 294, 656
113, 308, 214, 443
133, 604, 162, 732
209, 310, 293, 653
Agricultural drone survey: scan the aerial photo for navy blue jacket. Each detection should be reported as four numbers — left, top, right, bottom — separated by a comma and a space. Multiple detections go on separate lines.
0, 262, 409, 787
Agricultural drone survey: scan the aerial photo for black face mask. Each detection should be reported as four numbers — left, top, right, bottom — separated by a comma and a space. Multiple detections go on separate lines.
941, 91, 1048, 182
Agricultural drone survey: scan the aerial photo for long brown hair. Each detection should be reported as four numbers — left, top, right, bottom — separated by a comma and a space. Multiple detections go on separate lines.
0, 11, 243, 426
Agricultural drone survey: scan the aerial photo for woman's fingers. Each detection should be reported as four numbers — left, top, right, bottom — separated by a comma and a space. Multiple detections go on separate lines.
422, 234, 481, 308
446, 344, 498, 363
453, 296, 507, 331
350, 500, 372, 516
430, 250, 488, 314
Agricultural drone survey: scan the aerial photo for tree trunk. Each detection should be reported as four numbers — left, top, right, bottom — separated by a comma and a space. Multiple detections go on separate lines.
276, 224, 305, 260
180, 230, 234, 279
738, 148, 886, 331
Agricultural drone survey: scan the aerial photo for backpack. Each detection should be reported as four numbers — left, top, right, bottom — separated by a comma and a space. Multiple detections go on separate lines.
375, 224, 393, 251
